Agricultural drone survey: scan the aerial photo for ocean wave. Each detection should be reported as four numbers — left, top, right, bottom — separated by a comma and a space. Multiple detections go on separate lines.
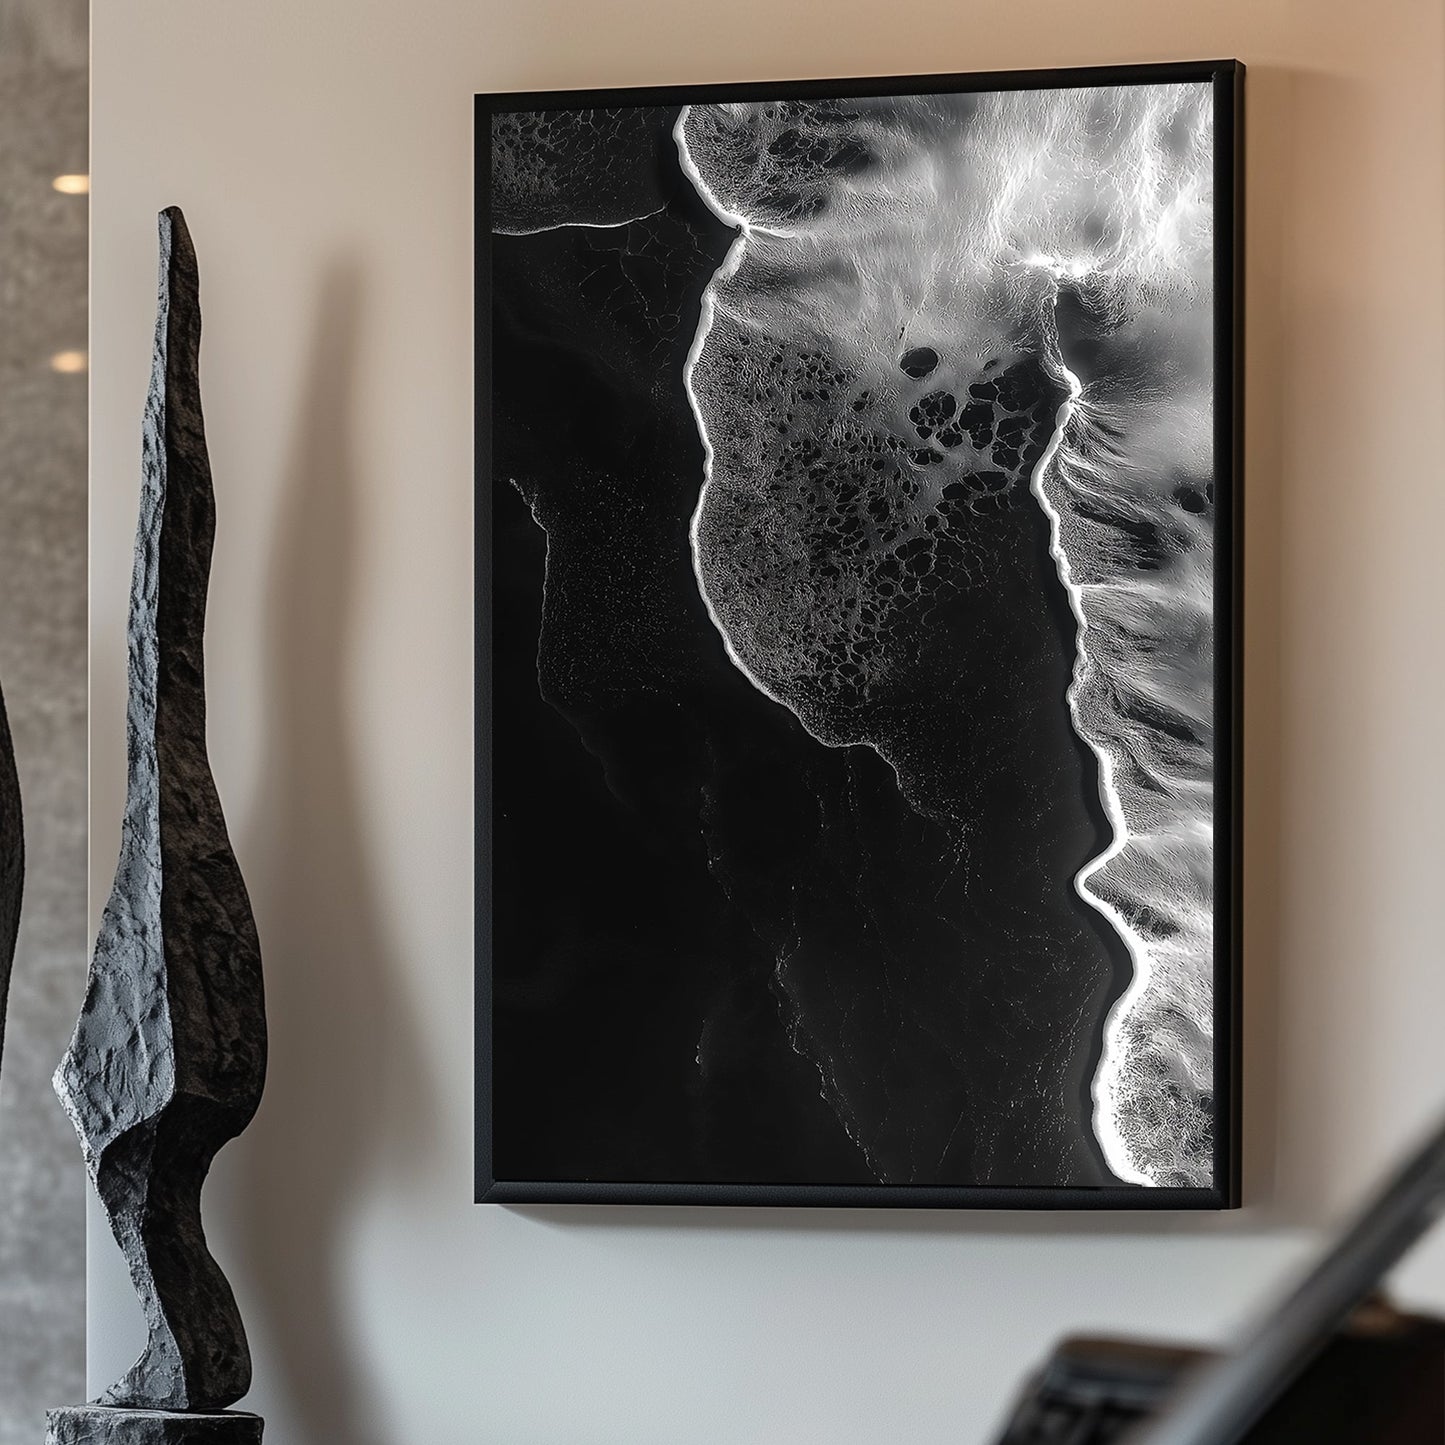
678, 82, 1216, 1185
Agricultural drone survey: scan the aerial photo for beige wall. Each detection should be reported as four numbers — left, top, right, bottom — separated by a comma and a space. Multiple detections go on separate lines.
90, 0, 1445, 1440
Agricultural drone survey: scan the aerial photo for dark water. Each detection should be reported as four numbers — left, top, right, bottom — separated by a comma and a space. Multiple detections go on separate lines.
487, 101, 1172, 1188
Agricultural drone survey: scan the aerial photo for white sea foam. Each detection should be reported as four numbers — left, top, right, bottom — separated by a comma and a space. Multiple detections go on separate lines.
676, 84, 1217, 1185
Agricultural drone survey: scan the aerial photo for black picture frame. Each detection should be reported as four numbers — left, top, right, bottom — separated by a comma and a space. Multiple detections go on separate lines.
476, 58, 1244, 1210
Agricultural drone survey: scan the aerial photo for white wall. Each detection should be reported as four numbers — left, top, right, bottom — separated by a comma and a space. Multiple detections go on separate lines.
89, 1, 1445, 1440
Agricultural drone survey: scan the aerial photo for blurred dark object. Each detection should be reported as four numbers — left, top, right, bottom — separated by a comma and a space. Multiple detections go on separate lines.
997, 1337, 1208, 1443
997, 1110, 1445, 1445
997, 1311, 1445, 1444
0, 690, 23, 1078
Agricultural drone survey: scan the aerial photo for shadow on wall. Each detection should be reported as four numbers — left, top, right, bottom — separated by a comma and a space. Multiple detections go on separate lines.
1248, 61, 1427, 1224
1235, 60, 1292, 1226
233, 259, 433, 1445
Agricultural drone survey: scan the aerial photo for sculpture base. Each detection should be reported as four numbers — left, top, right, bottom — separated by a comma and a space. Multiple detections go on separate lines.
46, 1407, 263, 1444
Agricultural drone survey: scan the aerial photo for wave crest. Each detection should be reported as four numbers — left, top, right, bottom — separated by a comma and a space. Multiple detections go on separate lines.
679, 82, 1217, 1185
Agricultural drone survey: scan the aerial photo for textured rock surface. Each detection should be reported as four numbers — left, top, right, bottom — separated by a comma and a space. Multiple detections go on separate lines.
53, 207, 266, 1413
46, 1409, 263, 1445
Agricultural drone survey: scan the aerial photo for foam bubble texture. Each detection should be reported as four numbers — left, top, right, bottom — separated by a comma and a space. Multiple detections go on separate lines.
680, 83, 1216, 1185
492, 107, 675, 233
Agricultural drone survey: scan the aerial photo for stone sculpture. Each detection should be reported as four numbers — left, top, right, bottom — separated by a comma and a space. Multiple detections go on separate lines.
48, 207, 266, 1444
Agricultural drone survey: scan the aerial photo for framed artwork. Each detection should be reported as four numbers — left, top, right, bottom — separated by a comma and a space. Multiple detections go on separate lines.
477, 59, 1243, 1208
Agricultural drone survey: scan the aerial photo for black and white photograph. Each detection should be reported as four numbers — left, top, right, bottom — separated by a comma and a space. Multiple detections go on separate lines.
478, 62, 1241, 1207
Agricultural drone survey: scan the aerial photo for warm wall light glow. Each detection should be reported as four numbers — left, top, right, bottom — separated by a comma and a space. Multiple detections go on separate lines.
50, 350, 88, 374
52, 174, 90, 195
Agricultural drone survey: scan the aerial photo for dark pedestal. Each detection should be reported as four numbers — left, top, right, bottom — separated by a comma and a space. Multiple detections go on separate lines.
46, 1408, 263, 1444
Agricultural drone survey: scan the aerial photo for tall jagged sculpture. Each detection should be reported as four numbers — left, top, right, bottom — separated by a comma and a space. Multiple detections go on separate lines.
48, 208, 266, 1445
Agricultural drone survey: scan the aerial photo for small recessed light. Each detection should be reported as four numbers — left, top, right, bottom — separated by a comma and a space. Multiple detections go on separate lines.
52, 174, 89, 196
50, 350, 88, 374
